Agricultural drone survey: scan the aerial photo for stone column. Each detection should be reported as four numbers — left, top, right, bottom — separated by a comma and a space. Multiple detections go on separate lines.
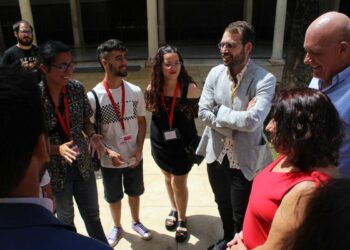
243, 0, 253, 24
269, 0, 287, 65
18, 0, 37, 45
146, 0, 159, 66
70, 0, 84, 48
158, 0, 166, 45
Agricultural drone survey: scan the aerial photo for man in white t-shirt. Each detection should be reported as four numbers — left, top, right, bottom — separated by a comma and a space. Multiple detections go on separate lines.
87, 39, 150, 247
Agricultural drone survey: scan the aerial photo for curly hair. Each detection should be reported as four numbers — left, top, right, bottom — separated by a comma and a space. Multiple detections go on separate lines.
146, 45, 194, 112
270, 88, 343, 170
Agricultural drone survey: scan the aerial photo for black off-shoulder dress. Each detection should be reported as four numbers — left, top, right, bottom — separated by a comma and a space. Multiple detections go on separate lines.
146, 90, 199, 175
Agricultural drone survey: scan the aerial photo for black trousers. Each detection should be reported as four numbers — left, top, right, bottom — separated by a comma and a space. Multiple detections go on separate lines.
207, 156, 252, 241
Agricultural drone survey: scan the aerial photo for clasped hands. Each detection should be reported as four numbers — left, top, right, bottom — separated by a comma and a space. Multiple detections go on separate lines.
88, 134, 123, 168
88, 133, 141, 168
226, 231, 247, 250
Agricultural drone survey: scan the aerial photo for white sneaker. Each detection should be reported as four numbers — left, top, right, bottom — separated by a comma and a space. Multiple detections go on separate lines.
132, 222, 152, 240
107, 226, 123, 247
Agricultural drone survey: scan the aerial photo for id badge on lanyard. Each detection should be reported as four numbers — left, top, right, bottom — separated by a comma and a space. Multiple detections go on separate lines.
55, 86, 80, 155
103, 79, 130, 142
163, 128, 180, 141
120, 133, 132, 143
161, 83, 180, 142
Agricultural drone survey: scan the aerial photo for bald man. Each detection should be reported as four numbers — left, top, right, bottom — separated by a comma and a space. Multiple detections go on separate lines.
304, 11, 350, 177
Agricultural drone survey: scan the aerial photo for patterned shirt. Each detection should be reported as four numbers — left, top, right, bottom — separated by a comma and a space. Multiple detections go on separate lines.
217, 60, 250, 169
87, 80, 146, 168
39, 79, 93, 192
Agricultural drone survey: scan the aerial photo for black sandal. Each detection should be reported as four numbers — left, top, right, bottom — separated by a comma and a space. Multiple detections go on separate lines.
175, 220, 188, 243
165, 210, 178, 231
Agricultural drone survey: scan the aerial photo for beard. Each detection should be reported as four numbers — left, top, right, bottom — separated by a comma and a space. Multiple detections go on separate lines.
222, 48, 246, 68
109, 63, 128, 77
18, 36, 33, 46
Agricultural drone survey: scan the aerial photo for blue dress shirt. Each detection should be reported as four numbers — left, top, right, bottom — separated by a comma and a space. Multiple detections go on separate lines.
309, 65, 350, 177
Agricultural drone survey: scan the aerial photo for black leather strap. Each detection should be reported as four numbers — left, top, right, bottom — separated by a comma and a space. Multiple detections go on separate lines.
90, 89, 101, 134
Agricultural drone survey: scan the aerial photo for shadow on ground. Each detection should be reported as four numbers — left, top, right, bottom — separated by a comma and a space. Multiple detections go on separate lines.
113, 215, 222, 250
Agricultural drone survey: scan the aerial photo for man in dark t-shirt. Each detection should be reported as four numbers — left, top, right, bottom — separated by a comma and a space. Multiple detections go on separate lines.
0, 20, 39, 74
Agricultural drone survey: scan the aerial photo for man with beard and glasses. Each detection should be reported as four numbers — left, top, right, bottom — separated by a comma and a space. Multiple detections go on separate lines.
1, 20, 51, 203
196, 21, 276, 250
87, 39, 150, 247
0, 65, 111, 250
1, 20, 38, 72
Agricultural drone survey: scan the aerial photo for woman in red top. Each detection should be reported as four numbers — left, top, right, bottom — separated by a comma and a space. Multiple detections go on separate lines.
228, 88, 343, 250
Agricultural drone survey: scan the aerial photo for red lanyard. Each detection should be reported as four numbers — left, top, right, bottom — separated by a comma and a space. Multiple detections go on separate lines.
161, 83, 180, 129
103, 79, 126, 130
55, 86, 71, 139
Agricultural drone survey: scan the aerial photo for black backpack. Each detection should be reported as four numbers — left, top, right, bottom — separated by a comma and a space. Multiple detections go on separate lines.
89, 89, 102, 171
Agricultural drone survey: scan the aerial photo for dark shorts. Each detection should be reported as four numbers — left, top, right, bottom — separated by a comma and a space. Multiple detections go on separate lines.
101, 160, 144, 203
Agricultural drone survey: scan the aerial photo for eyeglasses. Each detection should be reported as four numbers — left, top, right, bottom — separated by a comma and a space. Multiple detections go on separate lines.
51, 62, 75, 72
218, 42, 239, 49
112, 55, 128, 62
163, 62, 182, 69
19, 30, 32, 34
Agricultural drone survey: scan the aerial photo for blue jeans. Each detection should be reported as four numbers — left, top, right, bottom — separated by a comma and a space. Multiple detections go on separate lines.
54, 165, 108, 244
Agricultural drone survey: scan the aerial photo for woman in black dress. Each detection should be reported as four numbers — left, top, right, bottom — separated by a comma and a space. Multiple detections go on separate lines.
145, 45, 201, 242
